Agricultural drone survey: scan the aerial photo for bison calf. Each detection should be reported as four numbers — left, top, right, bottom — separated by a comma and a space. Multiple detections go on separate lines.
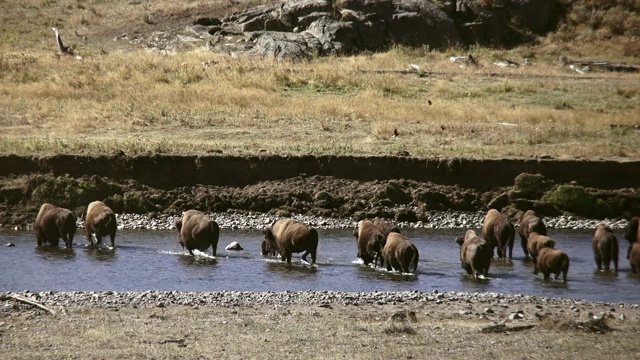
536, 247, 570, 282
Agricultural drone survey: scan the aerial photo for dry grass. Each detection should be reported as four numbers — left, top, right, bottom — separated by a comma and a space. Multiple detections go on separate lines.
0, 1, 639, 159
2, 304, 640, 359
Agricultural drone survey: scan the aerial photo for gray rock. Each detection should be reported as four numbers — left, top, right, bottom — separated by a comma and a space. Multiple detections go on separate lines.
225, 241, 244, 251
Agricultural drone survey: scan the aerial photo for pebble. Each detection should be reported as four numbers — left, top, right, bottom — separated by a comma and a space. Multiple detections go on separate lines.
1, 290, 636, 315
10, 211, 612, 231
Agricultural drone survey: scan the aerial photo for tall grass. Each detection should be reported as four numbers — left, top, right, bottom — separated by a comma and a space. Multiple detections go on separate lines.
0, 0, 639, 158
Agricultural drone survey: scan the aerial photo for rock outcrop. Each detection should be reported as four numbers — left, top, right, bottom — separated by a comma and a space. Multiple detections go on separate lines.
179, 0, 562, 60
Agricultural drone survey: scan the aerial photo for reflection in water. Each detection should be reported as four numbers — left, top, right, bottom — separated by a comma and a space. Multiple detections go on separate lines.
85, 248, 117, 262
265, 260, 318, 274
35, 246, 76, 260
178, 254, 218, 267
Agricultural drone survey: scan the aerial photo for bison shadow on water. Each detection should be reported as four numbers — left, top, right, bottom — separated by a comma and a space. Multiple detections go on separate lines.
177, 250, 218, 266
35, 246, 76, 260
355, 261, 423, 281
84, 247, 117, 262
264, 260, 318, 275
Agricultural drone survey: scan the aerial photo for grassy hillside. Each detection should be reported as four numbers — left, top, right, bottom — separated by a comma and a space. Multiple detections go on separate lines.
0, 0, 638, 159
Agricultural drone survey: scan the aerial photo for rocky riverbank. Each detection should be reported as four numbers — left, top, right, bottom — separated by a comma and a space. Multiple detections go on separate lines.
2, 289, 638, 315
2, 210, 631, 232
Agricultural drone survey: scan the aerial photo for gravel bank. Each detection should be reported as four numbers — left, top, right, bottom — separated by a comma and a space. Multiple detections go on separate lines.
2, 290, 639, 314
5, 211, 629, 232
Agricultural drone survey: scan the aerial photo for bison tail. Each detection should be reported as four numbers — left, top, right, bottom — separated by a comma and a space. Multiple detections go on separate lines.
410, 247, 419, 273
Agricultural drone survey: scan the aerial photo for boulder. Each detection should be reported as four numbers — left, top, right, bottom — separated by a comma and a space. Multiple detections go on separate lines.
225, 241, 244, 251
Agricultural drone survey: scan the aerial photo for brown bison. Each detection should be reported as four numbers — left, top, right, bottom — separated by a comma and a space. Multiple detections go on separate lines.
592, 223, 619, 272
482, 209, 515, 259
536, 247, 570, 282
623, 217, 640, 244
372, 218, 401, 236
353, 220, 386, 267
34, 203, 77, 248
455, 230, 491, 278
263, 219, 318, 264
382, 232, 419, 273
623, 217, 640, 261
629, 243, 640, 273
85, 201, 117, 248
175, 210, 220, 256
527, 232, 556, 274
518, 210, 547, 259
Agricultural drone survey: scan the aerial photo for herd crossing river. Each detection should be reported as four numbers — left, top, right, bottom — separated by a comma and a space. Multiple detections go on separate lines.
1, 228, 638, 304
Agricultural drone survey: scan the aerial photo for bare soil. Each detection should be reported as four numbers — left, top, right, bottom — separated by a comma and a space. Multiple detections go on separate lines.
2, 296, 640, 359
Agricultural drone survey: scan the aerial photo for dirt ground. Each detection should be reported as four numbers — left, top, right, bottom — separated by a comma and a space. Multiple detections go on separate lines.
1, 297, 640, 359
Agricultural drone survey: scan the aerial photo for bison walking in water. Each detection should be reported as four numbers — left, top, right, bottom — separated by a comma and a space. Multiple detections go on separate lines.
536, 247, 570, 282
353, 218, 401, 267
482, 209, 515, 260
592, 223, 619, 272
382, 233, 419, 273
527, 232, 555, 274
354, 220, 386, 267
34, 203, 77, 248
455, 230, 491, 278
175, 210, 220, 256
85, 201, 117, 248
518, 210, 547, 259
263, 219, 318, 265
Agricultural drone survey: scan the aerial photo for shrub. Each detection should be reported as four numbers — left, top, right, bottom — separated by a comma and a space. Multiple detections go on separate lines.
542, 185, 612, 218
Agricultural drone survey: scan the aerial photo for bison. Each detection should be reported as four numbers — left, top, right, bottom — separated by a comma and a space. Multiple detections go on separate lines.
382, 232, 419, 273
536, 247, 570, 282
518, 210, 547, 259
592, 223, 619, 272
482, 209, 515, 259
175, 210, 220, 256
85, 201, 117, 248
34, 203, 77, 248
455, 230, 491, 278
263, 219, 318, 265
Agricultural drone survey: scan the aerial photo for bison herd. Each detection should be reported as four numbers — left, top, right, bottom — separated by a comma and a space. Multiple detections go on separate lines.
33, 202, 640, 280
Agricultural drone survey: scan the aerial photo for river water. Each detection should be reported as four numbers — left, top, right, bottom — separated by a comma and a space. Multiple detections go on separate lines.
1, 229, 638, 303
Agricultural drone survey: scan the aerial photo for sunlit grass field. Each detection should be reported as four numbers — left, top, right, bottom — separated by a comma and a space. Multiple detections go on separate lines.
1, 0, 639, 159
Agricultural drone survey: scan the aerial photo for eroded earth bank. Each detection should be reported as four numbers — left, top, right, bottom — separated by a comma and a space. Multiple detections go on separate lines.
1, 155, 639, 229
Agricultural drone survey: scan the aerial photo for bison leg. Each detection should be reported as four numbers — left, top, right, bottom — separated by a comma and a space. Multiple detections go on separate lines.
520, 236, 529, 259
110, 233, 115, 249
37, 234, 44, 247
285, 251, 292, 264
61, 234, 72, 249
594, 254, 602, 271
50, 237, 60, 247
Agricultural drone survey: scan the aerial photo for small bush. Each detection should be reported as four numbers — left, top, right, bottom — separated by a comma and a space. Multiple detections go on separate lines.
542, 185, 612, 218
514, 173, 553, 199
32, 175, 120, 209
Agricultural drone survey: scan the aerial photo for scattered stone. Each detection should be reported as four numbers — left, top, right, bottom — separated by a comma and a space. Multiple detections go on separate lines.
509, 313, 524, 320
619, 313, 626, 321
225, 242, 244, 251
484, 308, 494, 314
5, 243, 15, 247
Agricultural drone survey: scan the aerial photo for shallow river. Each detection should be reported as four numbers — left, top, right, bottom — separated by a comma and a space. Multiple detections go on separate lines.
1, 229, 638, 303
